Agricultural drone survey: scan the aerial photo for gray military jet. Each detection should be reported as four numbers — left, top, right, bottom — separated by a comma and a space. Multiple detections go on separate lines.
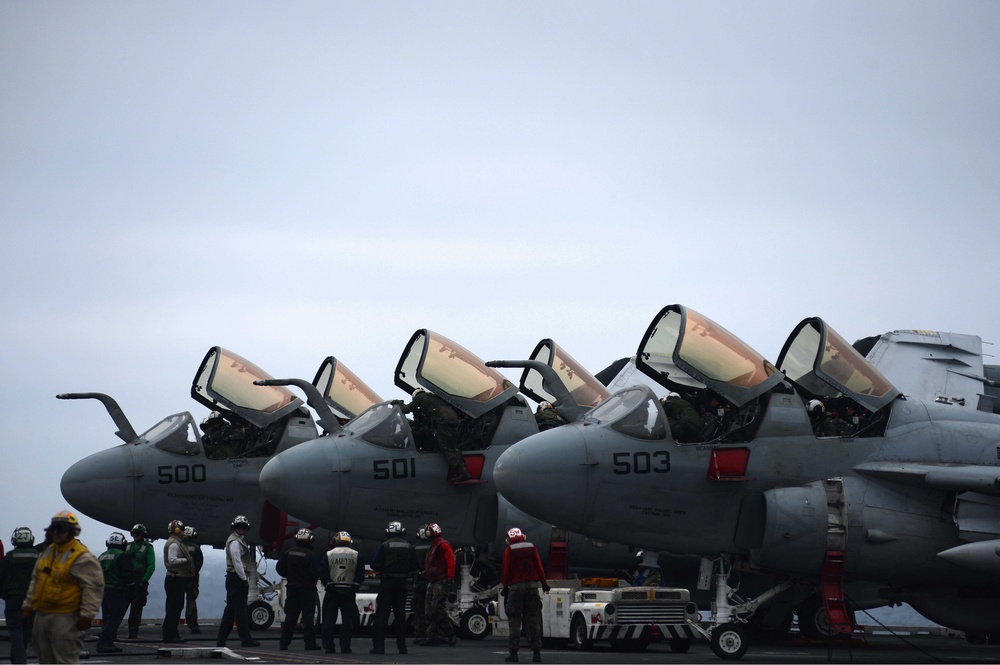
60, 346, 383, 552
258, 330, 685, 638
494, 304, 1000, 658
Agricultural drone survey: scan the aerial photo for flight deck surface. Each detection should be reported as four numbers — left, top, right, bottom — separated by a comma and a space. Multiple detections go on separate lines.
4, 623, 997, 664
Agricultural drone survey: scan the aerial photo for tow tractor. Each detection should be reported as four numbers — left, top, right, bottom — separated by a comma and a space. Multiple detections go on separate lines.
492, 578, 702, 653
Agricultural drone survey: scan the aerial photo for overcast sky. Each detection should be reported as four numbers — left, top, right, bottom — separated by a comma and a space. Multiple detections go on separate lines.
2, 1, 998, 608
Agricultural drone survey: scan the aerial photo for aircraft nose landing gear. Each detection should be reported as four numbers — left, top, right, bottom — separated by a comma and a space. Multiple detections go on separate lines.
711, 623, 749, 660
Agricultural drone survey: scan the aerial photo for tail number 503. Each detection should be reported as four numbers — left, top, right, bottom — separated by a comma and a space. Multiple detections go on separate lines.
612, 451, 670, 475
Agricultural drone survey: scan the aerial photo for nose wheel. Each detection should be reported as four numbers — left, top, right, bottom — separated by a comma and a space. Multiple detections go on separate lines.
710, 624, 749, 660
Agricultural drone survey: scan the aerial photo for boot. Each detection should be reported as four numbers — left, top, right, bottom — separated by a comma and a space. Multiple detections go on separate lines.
505, 651, 519, 663
532, 649, 541, 662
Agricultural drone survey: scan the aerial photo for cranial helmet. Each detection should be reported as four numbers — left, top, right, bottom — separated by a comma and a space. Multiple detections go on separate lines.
416, 524, 430, 541
426, 523, 442, 538
11, 527, 33, 547
201, 411, 224, 428
183, 526, 197, 539
107, 532, 127, 548
232, 515, 251, 530
295, 528, 314, 544
50, 510, 81, 537
506, 527, 526, 544
131, 523, 147, 536
168, 519, 185, 536
385, 521, 405, 538
335, 531, 352, 546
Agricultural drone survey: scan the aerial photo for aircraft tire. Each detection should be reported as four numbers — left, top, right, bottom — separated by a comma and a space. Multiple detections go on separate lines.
458, 606, 490, 640
796, 595, 853, 640
710, 624, 749, 660
570, 614, 593, 650
248, 600, 275, 631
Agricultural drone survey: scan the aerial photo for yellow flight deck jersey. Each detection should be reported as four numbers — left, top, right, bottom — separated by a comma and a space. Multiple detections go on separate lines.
26, 539, 103, 617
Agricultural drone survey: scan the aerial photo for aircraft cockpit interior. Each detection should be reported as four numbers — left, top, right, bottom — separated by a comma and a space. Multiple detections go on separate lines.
635, 305, 786, 445
191, 347, 318, 459
777, 318, 900, 439
394, 329, 520, 452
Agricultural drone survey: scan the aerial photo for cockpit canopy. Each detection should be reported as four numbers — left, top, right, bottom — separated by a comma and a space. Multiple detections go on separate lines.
191, 347, 303, 428
394, 330, 517, 419
313, 357, 383, 421
777, 318, 900, 413
636, 305, 783, 407
519, 339, 610, 409
585, 385, 668, 441
339, 401, 413, 450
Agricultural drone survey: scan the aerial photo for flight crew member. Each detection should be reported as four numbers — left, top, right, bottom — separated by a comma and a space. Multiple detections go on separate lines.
216, 515, 260, 648
398, 388, 472, 482
661, 392, 702, 442
808, 399, 840, 437
162, 519, 196, 643
182, 526, 203, 634
0, 527, 41, 664
421, 522, 458, 647
631, 550, 662, 587
276, 528, 320, 652
23, 510, 104, 665
319, 531, 364, 654
410, 524, 433, 644
369, 521, 419, 655
200, 411, 249, 459
96, 532, 134, 653
533, 402, 567, 431
500, 527, 549, 663
125, 523, 155, 639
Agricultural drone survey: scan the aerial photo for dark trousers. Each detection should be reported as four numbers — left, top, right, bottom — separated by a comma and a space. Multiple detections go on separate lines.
163, 576, 192, 640
411, 583, 428, 637
372, 578, 408, 650
425, 582, 455, 640
506, 581, 543, 652
280, 585, 317, 648
184, 575, 200, 629
4, 595, 30, 664
216, 573, 253, 646
99, 587, 128, 647
322, 587, 358, 651
126, 582, 148, 636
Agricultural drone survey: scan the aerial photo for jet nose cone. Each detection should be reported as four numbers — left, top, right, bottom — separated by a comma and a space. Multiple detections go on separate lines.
495, 426, 591, 532
60, 445, 135, 528
261, 439, 341, 527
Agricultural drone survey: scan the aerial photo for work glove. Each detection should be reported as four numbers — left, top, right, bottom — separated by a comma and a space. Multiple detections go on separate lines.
77, 616, 93, 630
22, 607, 34, 620
390, 400, 404, 407
542, 583, 551, 593
500, 586, 509, 598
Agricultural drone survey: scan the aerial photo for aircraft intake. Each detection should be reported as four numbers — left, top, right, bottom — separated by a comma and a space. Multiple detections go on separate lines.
750, 482, 837, 575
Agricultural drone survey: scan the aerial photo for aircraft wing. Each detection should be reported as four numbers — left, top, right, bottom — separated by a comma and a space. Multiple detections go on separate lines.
854, 461, 1000, 496
863, 330, 988, 408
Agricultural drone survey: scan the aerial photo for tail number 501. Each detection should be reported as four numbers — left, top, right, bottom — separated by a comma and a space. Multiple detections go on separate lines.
613, 451, 670, 475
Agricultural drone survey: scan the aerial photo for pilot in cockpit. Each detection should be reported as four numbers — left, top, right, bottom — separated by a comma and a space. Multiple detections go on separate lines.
200, 412, 246, 459
533, 402, 567, 431
659, 392, 702, 443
